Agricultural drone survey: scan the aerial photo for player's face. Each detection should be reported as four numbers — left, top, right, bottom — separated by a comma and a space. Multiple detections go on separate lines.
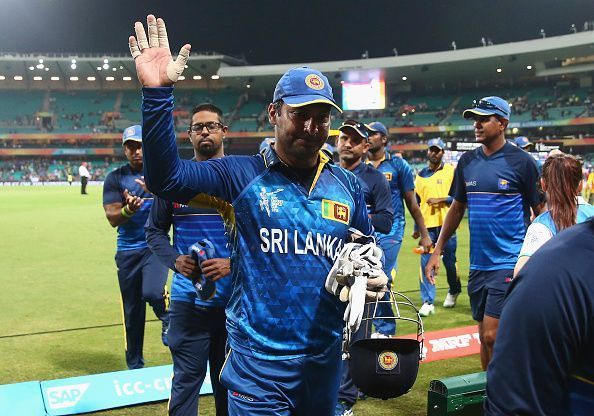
123, 141, 143, 170
367, 132, 386, 153
269, 102, 331, 167
427, 146, 444, 165
472, 115, 506, 144
188, 111, 227, 158
336, 131, 369, 165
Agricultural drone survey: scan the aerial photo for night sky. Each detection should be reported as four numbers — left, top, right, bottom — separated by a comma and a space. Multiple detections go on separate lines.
1, 0, 593, 65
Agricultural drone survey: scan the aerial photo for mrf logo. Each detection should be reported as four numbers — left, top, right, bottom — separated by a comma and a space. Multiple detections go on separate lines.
498, 178, 509, 190
322, 199, 350, 225
46, 383, 90, 410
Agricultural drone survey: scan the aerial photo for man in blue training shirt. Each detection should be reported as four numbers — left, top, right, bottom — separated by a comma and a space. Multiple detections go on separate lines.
145, 103, 232, 416
486, 218, 594, 415
334, 120, 393, 416
102, 124, 170, 370
426, 96, 543, 369
366, 121, 432, 336
129, 15, 375, 415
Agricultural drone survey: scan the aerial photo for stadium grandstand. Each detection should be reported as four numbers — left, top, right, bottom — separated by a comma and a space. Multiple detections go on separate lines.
2, 30, 594, 183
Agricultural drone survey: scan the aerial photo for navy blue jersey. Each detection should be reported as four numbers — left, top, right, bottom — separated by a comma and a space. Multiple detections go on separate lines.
450, 142, 540, 270
145, 195, 232, 307
142, 87, 373, 360
367, 152, 415, 239
351, 162, 394, 234
486, 219, 594, 415
103, 164, 153, 251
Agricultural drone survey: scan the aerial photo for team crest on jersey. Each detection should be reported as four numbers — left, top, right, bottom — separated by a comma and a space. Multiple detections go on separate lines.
321, 199, 350, 225
383, 172, 393, 181
498, 178, 509, 190
378, 350, 398, 370
437, 179, 443, 185
259, 187, 284, 217
305, 74, 324, 90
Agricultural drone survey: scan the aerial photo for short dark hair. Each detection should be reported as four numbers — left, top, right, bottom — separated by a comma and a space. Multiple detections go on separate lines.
191, 103, 225, 125
272, 99, 284, 115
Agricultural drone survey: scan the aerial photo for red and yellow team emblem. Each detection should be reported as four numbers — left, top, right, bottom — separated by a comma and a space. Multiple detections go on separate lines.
322, 199, 350, 225
378, 350, 398, 371
383, 172, 393, 181
305, 74, 324, 90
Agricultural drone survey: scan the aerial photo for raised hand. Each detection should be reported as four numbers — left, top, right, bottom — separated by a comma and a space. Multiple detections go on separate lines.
128, 14, 191, 87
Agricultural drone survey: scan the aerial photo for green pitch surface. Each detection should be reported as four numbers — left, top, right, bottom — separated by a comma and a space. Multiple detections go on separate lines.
0, 185, 481, 415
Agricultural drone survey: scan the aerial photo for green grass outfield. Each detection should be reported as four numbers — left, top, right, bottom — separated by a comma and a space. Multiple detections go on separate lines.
0, 185, 481, 416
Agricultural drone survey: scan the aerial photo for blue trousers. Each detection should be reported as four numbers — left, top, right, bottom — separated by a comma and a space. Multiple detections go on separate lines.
373, 236, 402, 336
220, 342, 342, 416
167, 300, 228, 416
115, 248, 169, 370
419, 227, 461, 304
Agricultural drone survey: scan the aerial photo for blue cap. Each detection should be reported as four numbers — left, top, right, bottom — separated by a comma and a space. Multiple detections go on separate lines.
338, 120, 369, 140
123, 125, 142, 144
273, 67, 342, 112
366, 121, 388, 136
427, 138, 446, 150
463, 96, 511, 120
514, 136, 533, 148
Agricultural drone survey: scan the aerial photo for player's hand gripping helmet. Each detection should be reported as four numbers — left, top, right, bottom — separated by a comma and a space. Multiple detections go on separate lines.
345, 290, 424, 399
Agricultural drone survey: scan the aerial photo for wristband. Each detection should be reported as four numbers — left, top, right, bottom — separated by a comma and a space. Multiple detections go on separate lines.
121, 206, 135, 218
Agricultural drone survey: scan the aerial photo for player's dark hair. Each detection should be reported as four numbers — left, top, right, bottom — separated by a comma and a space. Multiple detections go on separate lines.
191, 103, 225, 125
542, 153, 583, 232
272, 99, 284, 115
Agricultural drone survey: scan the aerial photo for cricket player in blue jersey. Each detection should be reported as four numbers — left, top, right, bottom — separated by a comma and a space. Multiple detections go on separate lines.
128, 15, 378, 415
486, 218, 594, 415
426, 96, 543, 369
145, 103, 232, 416
334, 120, 393, 416
102, 125, 170, 370
366, 121, 432, 335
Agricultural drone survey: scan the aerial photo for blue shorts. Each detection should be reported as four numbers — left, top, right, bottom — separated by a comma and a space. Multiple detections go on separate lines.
467, 269, 513, 321
219, 342, 342, 416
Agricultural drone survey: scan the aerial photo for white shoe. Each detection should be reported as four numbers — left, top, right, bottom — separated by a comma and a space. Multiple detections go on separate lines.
419, 302, 435, 317
370, 332, 389, 339
443, 292, 460, 308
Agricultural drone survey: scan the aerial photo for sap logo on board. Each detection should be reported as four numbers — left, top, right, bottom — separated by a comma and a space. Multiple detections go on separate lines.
46, 383, 90, 409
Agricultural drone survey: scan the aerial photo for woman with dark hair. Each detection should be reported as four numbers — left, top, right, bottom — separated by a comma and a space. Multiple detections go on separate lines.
515, 153, 594, 276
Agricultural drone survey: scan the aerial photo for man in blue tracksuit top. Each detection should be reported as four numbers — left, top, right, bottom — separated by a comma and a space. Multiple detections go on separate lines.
145, 103, 232, 416
426, 97, 543, 370
102, 124, 170, 370
365, 121, 432, 336
334, 120, 393, 415
486, 219, 594, 415
129, 16, 373, 415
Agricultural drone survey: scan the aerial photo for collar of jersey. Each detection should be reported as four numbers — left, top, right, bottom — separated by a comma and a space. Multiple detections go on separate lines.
261, 144, 333, 169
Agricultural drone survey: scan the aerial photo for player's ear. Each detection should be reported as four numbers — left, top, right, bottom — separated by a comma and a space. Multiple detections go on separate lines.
268, 103, 278, 126
499, 117, 509, 130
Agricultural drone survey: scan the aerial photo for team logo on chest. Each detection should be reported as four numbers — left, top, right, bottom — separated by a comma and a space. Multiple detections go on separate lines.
259, 187, 285, 216
498, 178, 510, 190
383, 172, 393, 181
321, 199, 350, 225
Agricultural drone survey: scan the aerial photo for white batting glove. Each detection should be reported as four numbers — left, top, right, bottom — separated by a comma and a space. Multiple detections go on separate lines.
343, 274, 367, 332
325, 243, 361, 297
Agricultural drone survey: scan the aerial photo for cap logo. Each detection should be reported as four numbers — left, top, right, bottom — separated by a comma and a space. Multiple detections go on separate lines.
305, 74, 324, 90
378, 350, 398, 370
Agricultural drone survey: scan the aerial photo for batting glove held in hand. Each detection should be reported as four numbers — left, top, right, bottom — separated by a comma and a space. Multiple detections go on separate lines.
325, 242, 388, 332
